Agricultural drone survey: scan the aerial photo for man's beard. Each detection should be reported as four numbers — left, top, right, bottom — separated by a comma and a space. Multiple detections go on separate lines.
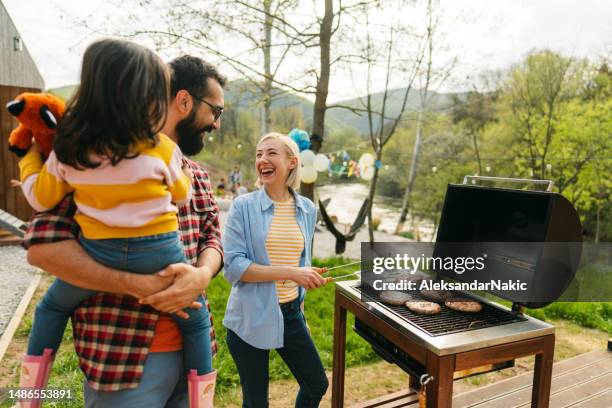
175, 110, 214, 156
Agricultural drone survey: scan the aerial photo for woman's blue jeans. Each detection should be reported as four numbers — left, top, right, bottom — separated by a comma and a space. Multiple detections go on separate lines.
226, 298, 329, 407
27, 231, 212, 375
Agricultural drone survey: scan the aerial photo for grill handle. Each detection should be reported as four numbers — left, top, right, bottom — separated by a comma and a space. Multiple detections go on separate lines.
463, 175, 554, 192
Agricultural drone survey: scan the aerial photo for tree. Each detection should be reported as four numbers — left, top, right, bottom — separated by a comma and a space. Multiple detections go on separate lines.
271, 105, 306, 133
488, 54, 610, 241
300, 0, 334, 201
67, 0, 317, 134
450, 79, 499, 174
300, 0, 383, 201
339, 1, 432, 242
550, 76, 611, 242
394, 0, 455, 235
499, 50, 581, 179
409, 122, 473, 238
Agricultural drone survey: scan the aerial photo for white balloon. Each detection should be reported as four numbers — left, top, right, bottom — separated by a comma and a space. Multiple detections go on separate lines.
300, 150, 315, 165
359, 153, 375, 166
301, 165, 318, 183
313, 154, 330, 172
361, 165, 375, 181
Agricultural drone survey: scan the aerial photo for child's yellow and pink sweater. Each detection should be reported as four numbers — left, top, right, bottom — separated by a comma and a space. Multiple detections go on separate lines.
19, 134, 191, 239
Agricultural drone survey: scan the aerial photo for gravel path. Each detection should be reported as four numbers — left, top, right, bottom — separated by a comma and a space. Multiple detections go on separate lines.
0, 245, 38, 337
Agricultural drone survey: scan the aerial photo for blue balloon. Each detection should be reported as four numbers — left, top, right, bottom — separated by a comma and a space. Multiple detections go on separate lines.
288, 128, 311, 151
375, 160, 382, 169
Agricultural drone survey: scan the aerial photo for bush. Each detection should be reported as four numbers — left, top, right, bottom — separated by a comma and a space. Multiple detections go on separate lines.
533, 303, 612, 334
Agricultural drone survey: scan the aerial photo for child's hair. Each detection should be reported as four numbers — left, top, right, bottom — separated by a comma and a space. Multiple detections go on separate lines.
255, 132, 301, 190
54, 38, 169, 168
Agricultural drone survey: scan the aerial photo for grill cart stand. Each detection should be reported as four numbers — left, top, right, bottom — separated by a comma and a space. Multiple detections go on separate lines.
331, 287, 555, 408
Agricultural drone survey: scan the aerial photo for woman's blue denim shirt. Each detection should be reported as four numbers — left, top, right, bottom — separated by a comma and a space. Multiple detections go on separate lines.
222, 188, 316, 349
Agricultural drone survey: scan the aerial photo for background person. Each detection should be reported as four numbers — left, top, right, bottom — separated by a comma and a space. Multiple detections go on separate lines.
235, 182, 248, 196
217, 178, 226, 197
228, 164, 241, 194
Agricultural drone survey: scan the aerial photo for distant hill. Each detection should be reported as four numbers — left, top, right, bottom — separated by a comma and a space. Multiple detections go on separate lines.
48, 81, 464, 136
326, 88, 466, 136
224, 80, 465, 135
48, 85, 76, 102
222, 79, 350, 133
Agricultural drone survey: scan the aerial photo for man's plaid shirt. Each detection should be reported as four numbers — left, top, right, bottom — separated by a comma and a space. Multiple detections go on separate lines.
22, 158, 223, 391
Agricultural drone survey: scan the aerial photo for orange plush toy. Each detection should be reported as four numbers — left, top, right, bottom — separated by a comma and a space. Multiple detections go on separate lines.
6, 92, 65, 158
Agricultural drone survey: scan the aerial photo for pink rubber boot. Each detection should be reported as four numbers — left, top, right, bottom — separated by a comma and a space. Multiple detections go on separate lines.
18, 348, 54, 408
188, 369, 217, 408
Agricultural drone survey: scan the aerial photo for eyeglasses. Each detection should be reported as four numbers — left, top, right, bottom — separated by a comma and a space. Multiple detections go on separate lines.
190, 93, 224, 121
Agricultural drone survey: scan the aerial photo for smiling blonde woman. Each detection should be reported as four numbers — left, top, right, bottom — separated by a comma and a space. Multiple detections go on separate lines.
222, 133, 329, 407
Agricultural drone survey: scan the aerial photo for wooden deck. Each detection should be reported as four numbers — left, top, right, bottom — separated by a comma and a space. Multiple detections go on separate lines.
350, 349, 612, 408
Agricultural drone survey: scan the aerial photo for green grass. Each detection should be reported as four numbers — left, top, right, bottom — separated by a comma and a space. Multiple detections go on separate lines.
525, 302, 612, 334
397, 231, 414, 239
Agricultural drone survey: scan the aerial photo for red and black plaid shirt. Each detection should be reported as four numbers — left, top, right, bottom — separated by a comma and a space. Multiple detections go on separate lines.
22, 158, 223, 391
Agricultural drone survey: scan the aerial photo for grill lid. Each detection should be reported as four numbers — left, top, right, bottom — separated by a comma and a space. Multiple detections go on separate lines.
433, 178, 582, 308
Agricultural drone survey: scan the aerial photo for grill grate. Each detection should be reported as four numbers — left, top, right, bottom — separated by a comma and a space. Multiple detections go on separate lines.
356, 285, 527, 337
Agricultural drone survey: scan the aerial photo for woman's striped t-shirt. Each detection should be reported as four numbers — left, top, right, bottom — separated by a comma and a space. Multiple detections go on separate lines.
266, 199, 305, 303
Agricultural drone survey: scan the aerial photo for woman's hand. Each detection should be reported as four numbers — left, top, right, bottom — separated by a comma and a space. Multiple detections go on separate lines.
292, 266, 328, 289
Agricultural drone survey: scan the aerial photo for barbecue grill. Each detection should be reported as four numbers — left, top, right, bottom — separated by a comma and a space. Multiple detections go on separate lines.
331, 176, 582, 408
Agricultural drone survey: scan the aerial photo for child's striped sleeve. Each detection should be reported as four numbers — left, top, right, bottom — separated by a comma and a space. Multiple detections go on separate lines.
19, 151, 74, 212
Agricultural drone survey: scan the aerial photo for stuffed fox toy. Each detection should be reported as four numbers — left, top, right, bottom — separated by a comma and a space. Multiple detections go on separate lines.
6, 92, 65, 158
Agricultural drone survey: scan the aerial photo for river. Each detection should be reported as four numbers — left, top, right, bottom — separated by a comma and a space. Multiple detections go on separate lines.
316, 183, 435, 241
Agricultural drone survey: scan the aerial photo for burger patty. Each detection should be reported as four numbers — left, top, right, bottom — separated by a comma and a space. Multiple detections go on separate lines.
405, 301, 441, 315
444, 298, 483, 313
393, 274, 423, 290
379, 291, 412, 305
420, 289, 451, 303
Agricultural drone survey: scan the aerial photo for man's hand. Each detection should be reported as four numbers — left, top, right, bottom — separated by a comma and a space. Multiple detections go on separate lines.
182, 164, 194, 184
138, 263, 215, 318
27, 240, 180, 299
128, 273, 175, 299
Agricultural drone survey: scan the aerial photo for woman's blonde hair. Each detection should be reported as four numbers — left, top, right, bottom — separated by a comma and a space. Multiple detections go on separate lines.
255, 132, 301, 190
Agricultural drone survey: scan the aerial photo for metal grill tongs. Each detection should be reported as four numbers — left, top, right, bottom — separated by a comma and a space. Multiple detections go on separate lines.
322, 260, 361, 282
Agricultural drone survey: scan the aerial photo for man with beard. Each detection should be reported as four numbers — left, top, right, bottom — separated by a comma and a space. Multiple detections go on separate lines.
170, 56, 224, 156
23, 55, 225, 407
